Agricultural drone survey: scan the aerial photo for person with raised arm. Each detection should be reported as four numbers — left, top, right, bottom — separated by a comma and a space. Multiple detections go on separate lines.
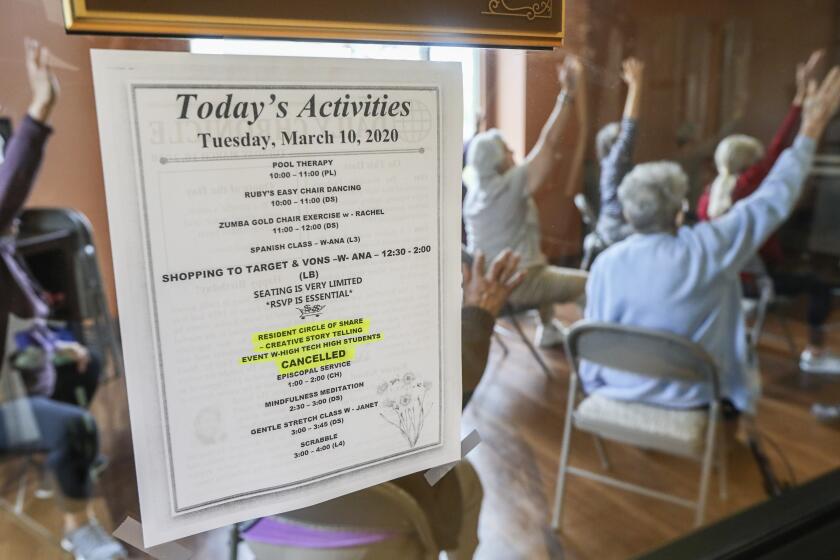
582, 66, 840, 415
0, 39, 126, 560
463, 57, 588, 348
696, 49, 839, 375
594, 57, 645, 245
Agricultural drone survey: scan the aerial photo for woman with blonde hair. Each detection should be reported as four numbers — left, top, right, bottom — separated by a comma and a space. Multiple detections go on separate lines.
697, 49, 840, 375
706, 134, 765, 218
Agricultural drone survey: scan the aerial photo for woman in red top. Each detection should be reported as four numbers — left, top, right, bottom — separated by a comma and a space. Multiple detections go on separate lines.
697, 49, 839, 375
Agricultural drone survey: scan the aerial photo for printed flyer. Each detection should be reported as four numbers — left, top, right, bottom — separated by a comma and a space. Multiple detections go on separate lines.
91, 50, 462, 546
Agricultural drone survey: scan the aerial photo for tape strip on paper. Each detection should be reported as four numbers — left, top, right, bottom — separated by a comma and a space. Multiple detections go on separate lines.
424, 429, 482, 487
113, 517, 193, 560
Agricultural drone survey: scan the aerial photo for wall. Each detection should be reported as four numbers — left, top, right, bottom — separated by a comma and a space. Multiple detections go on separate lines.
3, 0, 838, 299
487, 0, 839, 260
0, 0, 186, 313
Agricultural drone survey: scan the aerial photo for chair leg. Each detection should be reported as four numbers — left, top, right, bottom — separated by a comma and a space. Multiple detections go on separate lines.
717, 426, 728, 501
508, 314, 553, 378
552, 378, 578, 530
695, 412, 719, 527
592, 435, 611, 471
15, 461, 30, 513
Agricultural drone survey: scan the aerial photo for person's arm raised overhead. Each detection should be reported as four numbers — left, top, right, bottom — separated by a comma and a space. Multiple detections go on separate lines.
599, 58, 644, 220
0, 39, 58, 230
695, 67, 840, 274
523, 57, 581, 196
734, 49, 824, 200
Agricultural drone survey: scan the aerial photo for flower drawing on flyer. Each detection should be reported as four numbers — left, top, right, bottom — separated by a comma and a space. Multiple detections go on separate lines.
377, 372, 432, 448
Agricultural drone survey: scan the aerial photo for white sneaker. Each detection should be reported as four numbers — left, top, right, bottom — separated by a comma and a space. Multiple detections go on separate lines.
812, 403, 840, 423
34, 464, 53, 499
800, 350, 840, 375
536, 320, 567, 348
62, 521, 127, 560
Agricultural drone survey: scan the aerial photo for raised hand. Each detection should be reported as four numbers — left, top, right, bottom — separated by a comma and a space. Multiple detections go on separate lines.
462, 249, 526, 317
558, 56, 582, 96
25, 38, 59, 123
801, 66, 840, 140
620, 57, 645, 120
621, 57, 645, 89
796, 49, 826, 106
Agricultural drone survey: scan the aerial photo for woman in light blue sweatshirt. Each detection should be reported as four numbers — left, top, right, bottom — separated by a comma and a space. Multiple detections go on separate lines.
581, 67, 840, 414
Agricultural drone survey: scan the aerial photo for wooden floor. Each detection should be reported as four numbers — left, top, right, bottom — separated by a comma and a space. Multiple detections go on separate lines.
2, 304, 840, 559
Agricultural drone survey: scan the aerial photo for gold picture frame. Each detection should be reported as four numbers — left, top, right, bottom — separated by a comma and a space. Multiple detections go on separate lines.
63, 0, 564, 48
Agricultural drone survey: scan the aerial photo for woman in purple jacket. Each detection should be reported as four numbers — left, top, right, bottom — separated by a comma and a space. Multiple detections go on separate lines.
0, 39, 125, 559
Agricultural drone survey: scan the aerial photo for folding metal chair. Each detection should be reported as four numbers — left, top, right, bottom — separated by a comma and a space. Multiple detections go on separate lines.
17, 207, 124, 378
741, 257, 798, 360
552, 321, 728, 530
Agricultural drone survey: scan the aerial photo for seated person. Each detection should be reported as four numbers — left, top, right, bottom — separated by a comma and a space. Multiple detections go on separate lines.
696, 49, 839, 374
463, 58, 587, 348
0, 41, 100, 407
0, 39, 125, 560
0, 387, 125, 559
250, 250, 524, 560
594, 57, 644, 246
581, 67, 840, 414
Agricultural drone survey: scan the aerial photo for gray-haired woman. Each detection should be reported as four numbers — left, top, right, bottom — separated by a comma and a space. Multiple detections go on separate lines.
581, 67, 840, 415
463, 58, 587, 348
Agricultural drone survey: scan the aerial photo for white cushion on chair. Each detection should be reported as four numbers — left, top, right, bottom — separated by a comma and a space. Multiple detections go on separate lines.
574, 394, 708, 458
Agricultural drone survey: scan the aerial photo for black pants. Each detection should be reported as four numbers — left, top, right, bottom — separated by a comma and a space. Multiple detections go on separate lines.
51, 351, 101, 408
770, 271, 834, 346
0, 396, 99, 499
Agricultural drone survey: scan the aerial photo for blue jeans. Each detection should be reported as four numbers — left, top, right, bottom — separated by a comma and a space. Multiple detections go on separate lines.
0, 396, 98, 499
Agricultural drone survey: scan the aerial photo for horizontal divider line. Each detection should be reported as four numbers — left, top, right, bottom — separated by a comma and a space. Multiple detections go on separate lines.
160, 147, 425, 164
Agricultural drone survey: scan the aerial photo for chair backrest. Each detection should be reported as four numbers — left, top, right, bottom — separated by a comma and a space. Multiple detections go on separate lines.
16, 208, 110, 342
19, 207, 95, 249
566, 321, 721, 400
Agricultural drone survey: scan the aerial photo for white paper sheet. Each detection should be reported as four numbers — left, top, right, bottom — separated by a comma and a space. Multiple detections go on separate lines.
91, 49, 462, 547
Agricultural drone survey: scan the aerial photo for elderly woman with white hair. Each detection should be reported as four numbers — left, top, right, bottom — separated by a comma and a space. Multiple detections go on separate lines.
464, 58, 587, 347
581, 67, 840, 414
696, 50, 840, 375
